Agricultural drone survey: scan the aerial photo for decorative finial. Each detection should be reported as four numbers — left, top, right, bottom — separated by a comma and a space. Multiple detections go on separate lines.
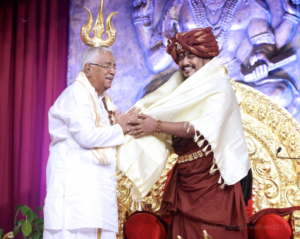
80, 0, 117, 47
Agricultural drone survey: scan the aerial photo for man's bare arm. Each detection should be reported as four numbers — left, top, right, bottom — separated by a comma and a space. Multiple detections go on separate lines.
128, 113, 195, 138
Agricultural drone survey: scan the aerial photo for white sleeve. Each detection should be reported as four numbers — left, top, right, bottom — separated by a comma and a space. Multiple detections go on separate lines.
54, 87, 125, 149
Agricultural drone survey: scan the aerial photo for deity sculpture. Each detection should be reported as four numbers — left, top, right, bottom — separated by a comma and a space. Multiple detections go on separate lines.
132, 0, 300, 119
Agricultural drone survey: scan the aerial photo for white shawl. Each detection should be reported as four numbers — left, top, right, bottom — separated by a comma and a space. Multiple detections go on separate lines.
117, 58, 250, 199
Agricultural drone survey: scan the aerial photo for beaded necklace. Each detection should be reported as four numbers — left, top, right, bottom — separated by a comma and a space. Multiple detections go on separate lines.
201, 0, 227, 14
102, 97, 114, 125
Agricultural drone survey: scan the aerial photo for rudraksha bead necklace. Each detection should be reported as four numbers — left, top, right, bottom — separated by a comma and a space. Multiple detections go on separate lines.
102, 97, 114, 125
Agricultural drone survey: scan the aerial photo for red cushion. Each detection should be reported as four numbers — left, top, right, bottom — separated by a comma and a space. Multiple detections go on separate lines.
250, 213, 292, 239
125, 213, 167, 239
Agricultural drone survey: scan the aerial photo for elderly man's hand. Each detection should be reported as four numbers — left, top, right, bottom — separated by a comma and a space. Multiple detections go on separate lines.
128, 113, 157, 138
115, 107, 141, 135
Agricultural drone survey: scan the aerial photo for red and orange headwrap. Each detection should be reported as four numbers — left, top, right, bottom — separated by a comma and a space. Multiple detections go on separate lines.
166, 27, 220, 64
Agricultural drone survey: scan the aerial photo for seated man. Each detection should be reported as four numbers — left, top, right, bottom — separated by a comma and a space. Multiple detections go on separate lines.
127, 28, 252, 239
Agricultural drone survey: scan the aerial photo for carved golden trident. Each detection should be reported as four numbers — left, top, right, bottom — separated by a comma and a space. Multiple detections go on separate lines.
80, 0, 117, 47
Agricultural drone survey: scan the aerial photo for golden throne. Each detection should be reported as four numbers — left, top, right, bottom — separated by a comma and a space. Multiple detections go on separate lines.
116, 81, 300, 239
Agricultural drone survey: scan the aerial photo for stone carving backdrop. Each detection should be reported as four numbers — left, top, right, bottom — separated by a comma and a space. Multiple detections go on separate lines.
68, 0, 300, 121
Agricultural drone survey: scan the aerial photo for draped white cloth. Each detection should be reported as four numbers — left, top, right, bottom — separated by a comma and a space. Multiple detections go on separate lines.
44, 72, 124, 233
76, 71, 117, 164
117, 57, 250, 200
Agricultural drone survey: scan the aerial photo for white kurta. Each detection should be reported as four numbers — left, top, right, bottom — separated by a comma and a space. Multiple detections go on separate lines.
44, 81, 125, 233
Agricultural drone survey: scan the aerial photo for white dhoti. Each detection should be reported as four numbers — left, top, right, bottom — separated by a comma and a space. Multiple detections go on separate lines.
44, 196, 116, 239
44, 197, 116, 239
43, 228, 116, 239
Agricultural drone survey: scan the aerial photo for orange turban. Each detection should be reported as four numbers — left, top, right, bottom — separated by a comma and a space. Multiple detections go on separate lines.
166, 27, 220, 64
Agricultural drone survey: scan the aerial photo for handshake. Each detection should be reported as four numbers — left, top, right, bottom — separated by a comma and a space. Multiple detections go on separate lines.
115, 107, 157, 138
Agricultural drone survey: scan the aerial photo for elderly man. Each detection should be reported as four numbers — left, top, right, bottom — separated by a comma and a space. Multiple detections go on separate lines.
43, 47, 137, 239
125, 28, 251, 238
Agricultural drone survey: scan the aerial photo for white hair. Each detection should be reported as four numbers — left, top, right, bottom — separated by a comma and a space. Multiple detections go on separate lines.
80, 47, 114, 71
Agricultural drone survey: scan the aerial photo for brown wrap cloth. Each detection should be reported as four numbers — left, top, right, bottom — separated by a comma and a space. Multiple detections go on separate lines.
166, 27, 220, 64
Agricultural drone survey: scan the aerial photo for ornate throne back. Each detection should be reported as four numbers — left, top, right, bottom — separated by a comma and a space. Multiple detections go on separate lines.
116, 81, 300, 238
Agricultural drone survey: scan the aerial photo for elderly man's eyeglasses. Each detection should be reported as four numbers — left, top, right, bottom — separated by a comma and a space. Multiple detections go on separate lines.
89, 63, 118, 71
